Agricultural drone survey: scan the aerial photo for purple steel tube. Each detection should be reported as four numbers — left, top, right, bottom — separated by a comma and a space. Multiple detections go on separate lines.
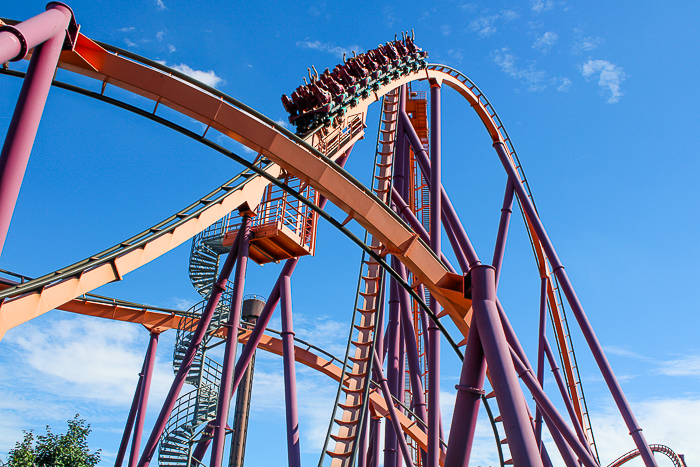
492, 181, 515, 291
443, 317, 486, 467
0, 4, 73, 256
540, 410, 580, 467
399, 110, 481, 268
492, 141, 657, 467
230, 258, 298, 394
373, 349, 415, 467
137, 229, 242, 467
391, 187, 456, 273
384, 278, 401, 467
128, 331, 159, 467
509, 348, 599, 467
427, 80, 442, 467
280, 273, 302, 467
210, 215, 252, 467
544, 338, 595, 457
394, 261, 427, 424
357, 411, 370, 467
115, 362, 145, 467
471, 265, 543, 467
0, 3, 72, 63
535, 277, 548, 448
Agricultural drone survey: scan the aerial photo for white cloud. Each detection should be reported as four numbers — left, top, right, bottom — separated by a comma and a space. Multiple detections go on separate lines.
156, 30, 164, 41
468, 14, 499, 37
580, 59, 626, 103
118, 26, 135, 32
590, 398, 700, 465
156, 0, 166, 10
467, 10, 519, 37
295, 40, 363, 59
1, 317, 173, 406
124, 38, 137, 48
383, 5, 398, 28
533, 31, 559, 53
557, 77, 572, 92
657, 355, 700, 377
448, 48, 465, 64
493, 48, 549, 92
170, 63, 225, 88
572, 33, 604, 55
459, 3, 477, 12
167, 44, 176, 53
440, 24, 451, 36
531, 0, 554, 13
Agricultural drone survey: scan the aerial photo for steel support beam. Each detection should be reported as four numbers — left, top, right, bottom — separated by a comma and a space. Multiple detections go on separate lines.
210, 214, 252, 467
492, 140, 657, 467
128, 331, 159, 467
281, 272, 302, 467
0, 3, 73, 256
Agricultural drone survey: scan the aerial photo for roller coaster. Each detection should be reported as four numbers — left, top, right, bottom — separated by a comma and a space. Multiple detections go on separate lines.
0, 4, 688, 467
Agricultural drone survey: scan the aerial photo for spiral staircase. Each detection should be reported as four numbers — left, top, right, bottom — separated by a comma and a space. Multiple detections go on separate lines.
157, 226, 237, 466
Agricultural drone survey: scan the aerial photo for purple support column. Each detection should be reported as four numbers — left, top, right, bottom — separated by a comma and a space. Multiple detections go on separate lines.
443, 317, 486, 467
544, 338, 595, 456
0, 3, 73, 256
399, 110, 481, 268
509, 348, 598, 467
210, 214, 252, 467
115, 364, 145, 467
492, 181, 515, 290
395, 260, 427, 424
230, 258, 297, 397
0, 4, 73, 63
540, 410, 580, 467
427, 78, 442, 467
471, 265, 543, 467
373, 349, 415, 467
384, 278, 401, 467
535, 277, 548, 448
356, 411, 370, 467
137, 229, 242, 467
128, 331, 160, 467
492, 141, 657, 467
280, 271, 302, 467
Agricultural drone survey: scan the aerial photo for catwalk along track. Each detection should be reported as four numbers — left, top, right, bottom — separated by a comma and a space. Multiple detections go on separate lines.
0, 5, 687, 467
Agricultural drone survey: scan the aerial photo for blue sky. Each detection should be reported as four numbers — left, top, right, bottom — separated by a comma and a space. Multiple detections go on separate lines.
1, 0, 699, 466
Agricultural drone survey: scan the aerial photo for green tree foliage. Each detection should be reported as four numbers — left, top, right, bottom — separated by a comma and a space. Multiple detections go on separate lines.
3, 415, 101, 467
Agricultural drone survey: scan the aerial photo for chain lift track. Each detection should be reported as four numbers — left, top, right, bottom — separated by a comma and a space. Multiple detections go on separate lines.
0, 8, 685, 467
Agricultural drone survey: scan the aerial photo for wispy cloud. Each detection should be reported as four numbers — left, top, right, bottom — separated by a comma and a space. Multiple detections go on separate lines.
467, 10, 519, 37
295, 40, 362, 59
580, 59, 626, 103
557, 77, 572, 92
493, 48, 550, 91
440, 24, 451, 36
468, 14, 499, 37
169, 63, 225, 88
118, 26, 135, 32
532, 31, 558, 53
572, 29, 604, 55
383, 5, 398, 28
156, 30, 165, 42
531, 0, 554, 13
167, 44, 176, 53
657, 355, 700, 377
156, 0, 166, 10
